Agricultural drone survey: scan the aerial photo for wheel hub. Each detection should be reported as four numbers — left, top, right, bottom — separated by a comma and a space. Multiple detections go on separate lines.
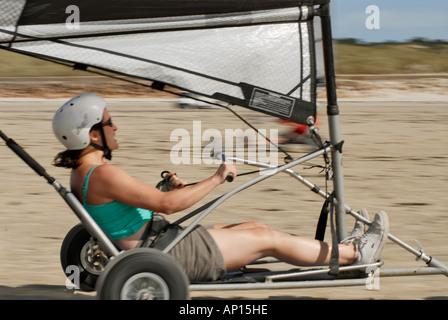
121, 272, 170, 300
80, 239, 109, 275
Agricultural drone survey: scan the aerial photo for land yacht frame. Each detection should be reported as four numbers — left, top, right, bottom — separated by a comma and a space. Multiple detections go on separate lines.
1, 0, 447, 299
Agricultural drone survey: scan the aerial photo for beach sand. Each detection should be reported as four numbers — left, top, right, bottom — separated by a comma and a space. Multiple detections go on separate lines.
0, 78, 447, 300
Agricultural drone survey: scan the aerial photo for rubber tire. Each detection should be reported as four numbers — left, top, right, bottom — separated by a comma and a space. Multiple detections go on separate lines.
96, 248, 190, 300
60, 223, 100, 291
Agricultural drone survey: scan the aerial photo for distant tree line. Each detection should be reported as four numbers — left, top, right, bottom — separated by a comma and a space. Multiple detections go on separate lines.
335, 37, 448, 46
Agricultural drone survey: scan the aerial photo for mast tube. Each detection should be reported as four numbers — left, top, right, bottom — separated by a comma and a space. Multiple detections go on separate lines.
319, 1, 347, 240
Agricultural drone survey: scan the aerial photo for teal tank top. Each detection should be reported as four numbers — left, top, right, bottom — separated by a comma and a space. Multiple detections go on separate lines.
83, 165, 153, 240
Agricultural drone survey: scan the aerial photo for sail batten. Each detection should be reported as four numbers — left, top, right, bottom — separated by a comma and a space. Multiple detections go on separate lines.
17, 0, 314, 25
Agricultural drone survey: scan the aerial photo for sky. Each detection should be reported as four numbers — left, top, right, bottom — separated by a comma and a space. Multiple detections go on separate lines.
330, 0, 448, 42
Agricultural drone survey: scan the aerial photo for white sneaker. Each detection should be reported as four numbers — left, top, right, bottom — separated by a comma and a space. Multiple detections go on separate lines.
341, 208, 370, 244
354, 211, 389, 265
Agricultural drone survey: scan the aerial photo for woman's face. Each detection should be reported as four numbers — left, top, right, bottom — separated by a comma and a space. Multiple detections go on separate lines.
98, 108, 119, 151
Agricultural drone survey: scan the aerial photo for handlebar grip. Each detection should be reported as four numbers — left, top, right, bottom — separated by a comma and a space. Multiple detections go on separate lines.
210, 152, 234, 182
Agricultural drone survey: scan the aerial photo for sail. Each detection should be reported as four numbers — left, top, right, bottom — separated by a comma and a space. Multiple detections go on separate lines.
0, 0, 323, 124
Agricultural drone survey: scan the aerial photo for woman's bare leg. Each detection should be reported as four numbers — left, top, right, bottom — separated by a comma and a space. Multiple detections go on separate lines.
207, 227, 358, 271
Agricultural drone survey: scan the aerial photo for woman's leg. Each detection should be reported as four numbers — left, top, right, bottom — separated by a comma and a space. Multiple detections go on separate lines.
207, 227, 358, 271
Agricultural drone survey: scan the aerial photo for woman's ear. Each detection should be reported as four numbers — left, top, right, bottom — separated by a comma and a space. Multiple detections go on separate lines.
89, 128, 102, 145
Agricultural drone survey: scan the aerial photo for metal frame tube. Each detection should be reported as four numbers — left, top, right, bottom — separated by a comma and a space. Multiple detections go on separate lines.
319, 2, 346, 240
226, 153, 448, 274
190, 277, 369, 291
266, 261, 383, 282
381, 267, 448, 278
190, 266, 447, 292
162, 145, 333, 253
1, 129, 120, 256
53, 182, 121, 257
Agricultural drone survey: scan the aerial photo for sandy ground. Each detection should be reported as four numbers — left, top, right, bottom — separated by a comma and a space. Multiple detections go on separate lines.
0, 77, 448, 300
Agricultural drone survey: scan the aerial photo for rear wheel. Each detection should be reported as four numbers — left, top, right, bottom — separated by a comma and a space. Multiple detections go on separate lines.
97, 248, 189, 300
60, 223, 109, 291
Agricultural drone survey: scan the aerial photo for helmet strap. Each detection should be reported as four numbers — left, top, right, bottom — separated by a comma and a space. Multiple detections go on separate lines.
90, 126, 112, 160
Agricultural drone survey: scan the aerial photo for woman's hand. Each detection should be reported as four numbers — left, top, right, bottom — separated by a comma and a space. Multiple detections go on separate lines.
165, 172, 187, 191
214, 162, 236, 184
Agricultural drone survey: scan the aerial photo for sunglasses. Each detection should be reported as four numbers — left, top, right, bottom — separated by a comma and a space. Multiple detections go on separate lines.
101, 117, 113, 127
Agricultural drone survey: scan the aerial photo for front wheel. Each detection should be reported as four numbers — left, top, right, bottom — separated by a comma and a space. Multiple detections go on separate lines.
96, 248, 189, 300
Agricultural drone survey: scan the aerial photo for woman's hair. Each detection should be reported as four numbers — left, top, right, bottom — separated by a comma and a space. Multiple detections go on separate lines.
53, 123, 103, 169
53, 149, 83, 169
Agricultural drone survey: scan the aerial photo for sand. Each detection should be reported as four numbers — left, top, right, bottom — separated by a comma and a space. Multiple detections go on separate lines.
0, 77, 447, 300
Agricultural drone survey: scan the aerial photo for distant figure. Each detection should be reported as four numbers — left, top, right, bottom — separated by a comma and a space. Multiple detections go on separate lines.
277, 117, 318, 145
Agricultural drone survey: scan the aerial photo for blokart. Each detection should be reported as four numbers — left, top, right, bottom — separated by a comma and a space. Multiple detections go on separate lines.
1, 0, 447, 300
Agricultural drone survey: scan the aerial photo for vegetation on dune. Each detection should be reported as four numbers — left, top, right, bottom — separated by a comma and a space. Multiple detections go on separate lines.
334, 38, 448, 74
1, 38, 447, 77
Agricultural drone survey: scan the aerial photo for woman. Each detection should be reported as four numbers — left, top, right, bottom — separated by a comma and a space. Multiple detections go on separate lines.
52, 93, 389, 283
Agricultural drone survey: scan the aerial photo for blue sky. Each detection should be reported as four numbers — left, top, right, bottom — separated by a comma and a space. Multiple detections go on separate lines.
330, 0, 448, 42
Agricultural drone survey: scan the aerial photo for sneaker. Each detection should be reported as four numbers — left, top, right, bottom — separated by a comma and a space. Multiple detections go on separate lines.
354, 211, 389, 265
341, 208, 370, 244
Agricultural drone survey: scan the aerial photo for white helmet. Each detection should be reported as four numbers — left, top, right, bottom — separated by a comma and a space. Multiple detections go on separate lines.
52, 93, 106, 150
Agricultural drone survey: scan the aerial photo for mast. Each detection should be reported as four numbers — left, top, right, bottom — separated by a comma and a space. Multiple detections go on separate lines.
318, 0, 347, 240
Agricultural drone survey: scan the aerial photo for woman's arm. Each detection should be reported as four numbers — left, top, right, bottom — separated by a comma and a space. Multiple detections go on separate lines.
91, 163, 235, 214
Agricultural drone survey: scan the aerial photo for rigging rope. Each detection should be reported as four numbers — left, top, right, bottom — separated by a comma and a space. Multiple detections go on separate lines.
9, 51, 295, 162
5, 50, 327, 175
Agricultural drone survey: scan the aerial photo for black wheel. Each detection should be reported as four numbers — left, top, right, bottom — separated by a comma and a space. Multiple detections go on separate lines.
96, 248, 189, 300
60, 223, 109, 291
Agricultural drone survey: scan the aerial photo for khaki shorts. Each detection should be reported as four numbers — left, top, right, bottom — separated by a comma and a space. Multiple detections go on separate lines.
141, 214, 226, 283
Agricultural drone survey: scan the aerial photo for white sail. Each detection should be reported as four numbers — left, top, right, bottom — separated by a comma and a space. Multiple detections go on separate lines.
0, 0, 323, 124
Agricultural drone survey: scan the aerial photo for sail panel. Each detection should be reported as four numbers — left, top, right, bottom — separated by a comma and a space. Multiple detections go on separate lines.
0, 0, 320, 124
